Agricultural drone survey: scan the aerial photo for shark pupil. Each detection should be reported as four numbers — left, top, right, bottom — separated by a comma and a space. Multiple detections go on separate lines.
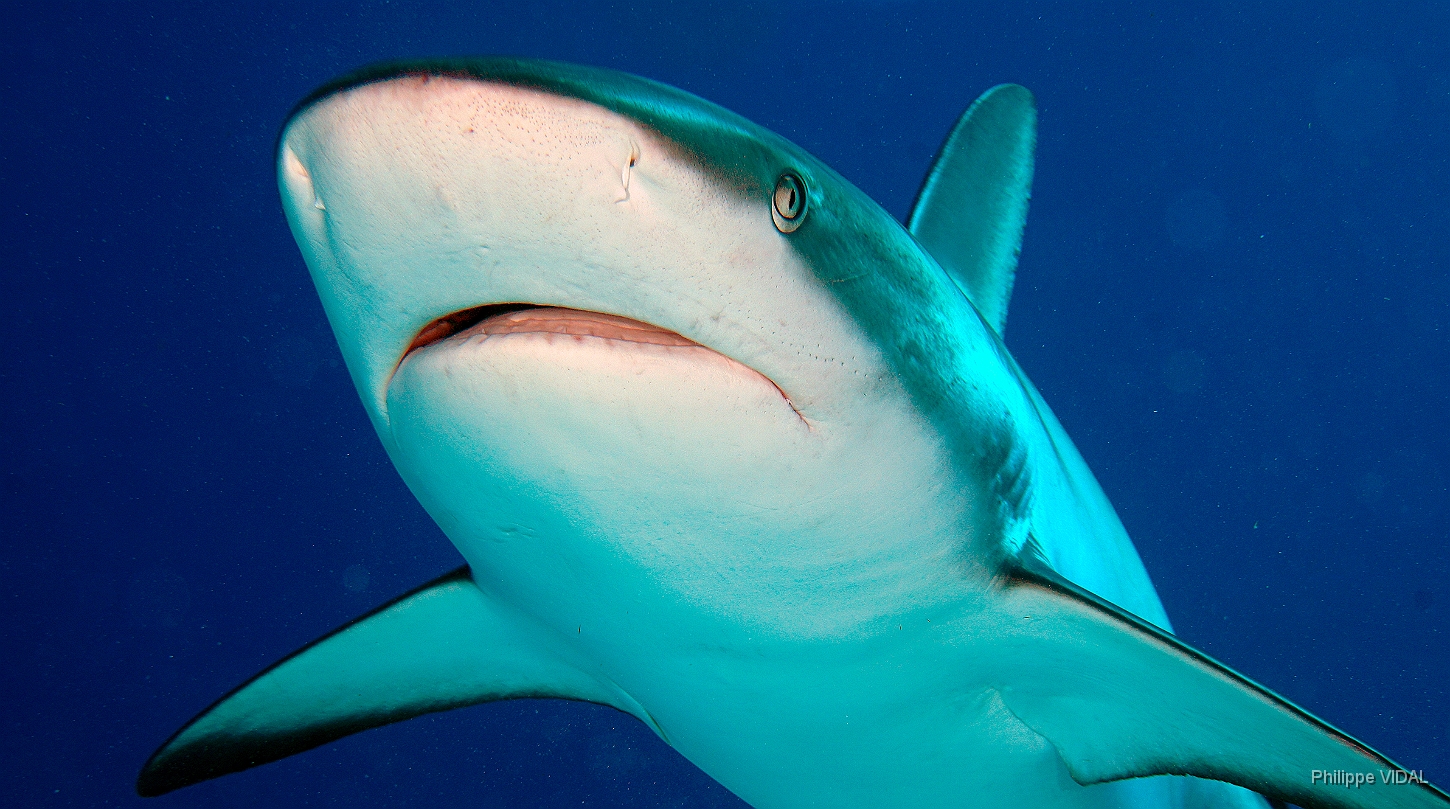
772, 172, 807, 232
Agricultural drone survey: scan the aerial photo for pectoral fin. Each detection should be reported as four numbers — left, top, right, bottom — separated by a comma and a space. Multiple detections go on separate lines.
137, 566, 636, 797
997, 551, 1449, 809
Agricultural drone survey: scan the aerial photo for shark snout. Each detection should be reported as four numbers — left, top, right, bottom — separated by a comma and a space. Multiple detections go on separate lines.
277, 77, 682, 426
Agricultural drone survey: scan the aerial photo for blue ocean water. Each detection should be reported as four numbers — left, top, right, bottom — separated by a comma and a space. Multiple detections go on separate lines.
2, 2, 1446, 806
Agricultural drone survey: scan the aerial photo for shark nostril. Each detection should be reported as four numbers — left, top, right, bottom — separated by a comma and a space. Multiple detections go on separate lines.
618, 142, 640, 202
282, 147, 326, 211
283, 147, 310, 181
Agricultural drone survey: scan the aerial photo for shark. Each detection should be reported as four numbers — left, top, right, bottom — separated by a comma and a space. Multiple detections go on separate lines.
138, 59, 1448, 809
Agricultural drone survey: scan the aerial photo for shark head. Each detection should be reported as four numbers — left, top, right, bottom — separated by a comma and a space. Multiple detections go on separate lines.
276, 60, 1021, 640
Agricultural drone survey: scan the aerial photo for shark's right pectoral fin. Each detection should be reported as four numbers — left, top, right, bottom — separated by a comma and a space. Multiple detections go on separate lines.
137, 566, 638, 797
996, 554, 1449, 809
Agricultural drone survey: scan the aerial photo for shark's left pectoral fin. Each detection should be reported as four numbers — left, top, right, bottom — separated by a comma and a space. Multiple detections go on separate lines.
908, 83, 1036, 335
137, 566, 636, 797
996, 551, 1449, 809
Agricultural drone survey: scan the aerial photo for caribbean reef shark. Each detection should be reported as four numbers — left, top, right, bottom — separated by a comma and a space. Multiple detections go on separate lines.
138, 59, 1448, 809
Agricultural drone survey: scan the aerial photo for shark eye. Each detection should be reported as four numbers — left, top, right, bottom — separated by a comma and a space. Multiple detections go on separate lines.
772, 171, 807, 233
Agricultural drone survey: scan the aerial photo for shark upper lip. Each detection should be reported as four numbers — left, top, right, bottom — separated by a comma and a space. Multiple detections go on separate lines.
403, 304, 707, 360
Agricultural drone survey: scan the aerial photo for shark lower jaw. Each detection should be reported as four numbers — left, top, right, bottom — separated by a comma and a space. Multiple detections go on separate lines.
380, 300, 824, 614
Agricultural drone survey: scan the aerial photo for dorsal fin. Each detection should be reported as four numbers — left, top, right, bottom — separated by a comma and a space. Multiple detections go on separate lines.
908, 84, 1036, 335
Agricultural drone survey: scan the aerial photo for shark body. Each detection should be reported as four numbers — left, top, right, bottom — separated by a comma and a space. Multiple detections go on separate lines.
138, 60, 1448, 809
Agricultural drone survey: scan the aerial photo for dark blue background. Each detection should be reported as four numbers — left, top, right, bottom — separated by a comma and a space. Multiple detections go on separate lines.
3, 2, 1446, 806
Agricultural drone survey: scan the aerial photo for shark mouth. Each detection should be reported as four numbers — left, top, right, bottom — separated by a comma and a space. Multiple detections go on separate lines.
405, 304, 704, 359
402, 304, 810, 426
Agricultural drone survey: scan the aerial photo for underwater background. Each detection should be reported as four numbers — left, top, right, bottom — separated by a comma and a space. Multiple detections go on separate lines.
3, 1, 1446, 806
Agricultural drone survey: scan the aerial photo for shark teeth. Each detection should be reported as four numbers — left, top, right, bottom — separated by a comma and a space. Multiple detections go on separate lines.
405, 305, 702, 360
463, 308, 700, 347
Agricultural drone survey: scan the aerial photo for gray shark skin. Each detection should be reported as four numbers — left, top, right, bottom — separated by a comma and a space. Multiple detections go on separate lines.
137, 60, 1447, 809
